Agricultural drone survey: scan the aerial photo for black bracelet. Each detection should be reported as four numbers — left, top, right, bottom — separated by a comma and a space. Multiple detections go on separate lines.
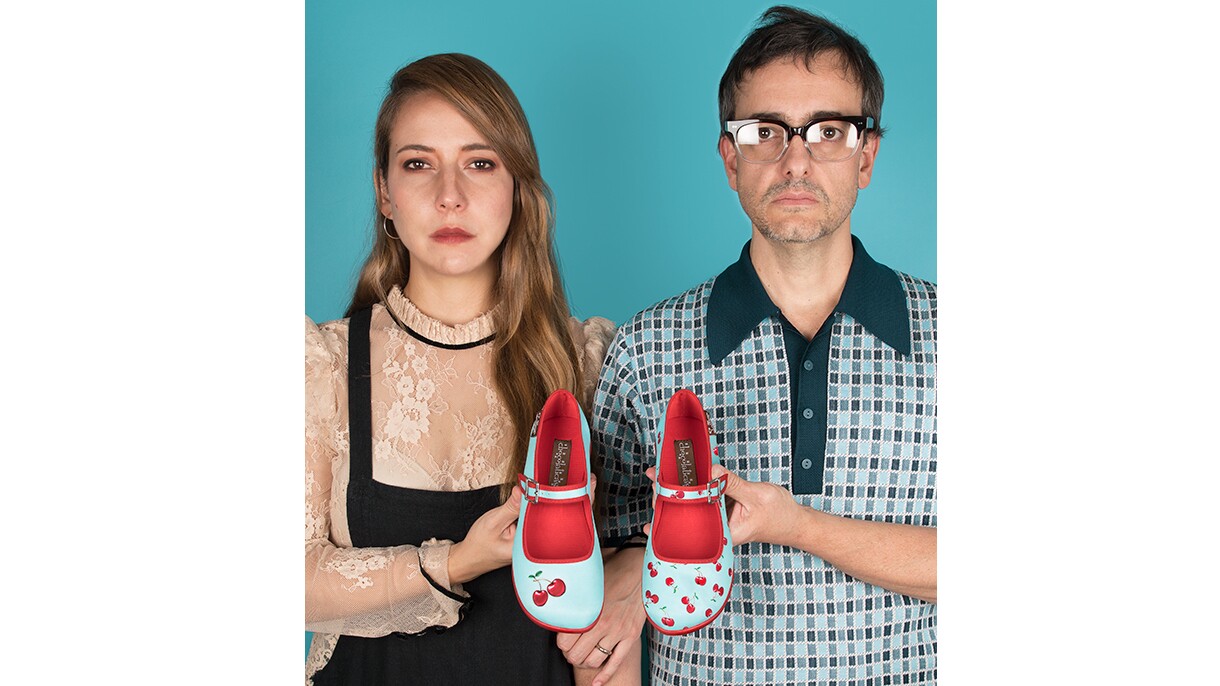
395, 551, 472, 640
417, 550, 468, 603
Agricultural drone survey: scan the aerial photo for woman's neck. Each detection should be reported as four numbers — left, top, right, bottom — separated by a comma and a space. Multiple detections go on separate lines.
403, 271, 497, 326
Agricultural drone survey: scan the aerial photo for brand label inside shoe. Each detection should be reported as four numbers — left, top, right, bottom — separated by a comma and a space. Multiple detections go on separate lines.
674, 439, 697, 487
549, 439, 572, 486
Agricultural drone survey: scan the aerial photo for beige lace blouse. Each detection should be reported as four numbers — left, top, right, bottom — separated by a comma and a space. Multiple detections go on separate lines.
305, 287, 614, 681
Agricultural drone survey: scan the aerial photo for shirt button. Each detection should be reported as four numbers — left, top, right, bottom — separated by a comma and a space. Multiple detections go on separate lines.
803, 360, 814, 371
802, 408, 814, 419
801, 458, 813, 469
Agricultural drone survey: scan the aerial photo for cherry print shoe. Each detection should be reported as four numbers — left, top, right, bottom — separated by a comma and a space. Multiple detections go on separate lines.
511, 389, 603, 633
642, 389, 734, 635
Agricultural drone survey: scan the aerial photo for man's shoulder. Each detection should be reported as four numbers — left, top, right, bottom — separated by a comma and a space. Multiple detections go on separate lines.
893, 269, 937, 307
618, 277, 716, 337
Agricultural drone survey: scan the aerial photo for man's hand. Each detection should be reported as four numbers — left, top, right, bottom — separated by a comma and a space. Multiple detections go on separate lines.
715, 465, 807, 547
709, 465, 937, 603
641, 465, 801, 548
559, 545, 645, 686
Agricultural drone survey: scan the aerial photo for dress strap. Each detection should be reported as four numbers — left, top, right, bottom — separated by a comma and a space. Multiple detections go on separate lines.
348, 306, 374, 483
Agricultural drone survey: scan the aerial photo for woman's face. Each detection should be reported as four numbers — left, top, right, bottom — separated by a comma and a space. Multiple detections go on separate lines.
378, 91, 514, 287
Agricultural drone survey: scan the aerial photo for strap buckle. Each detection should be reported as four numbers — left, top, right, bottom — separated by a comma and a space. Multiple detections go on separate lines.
519, 475, 542, 504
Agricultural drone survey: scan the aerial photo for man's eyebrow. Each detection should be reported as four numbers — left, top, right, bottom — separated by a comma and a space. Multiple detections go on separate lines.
744, 110, 849, 123
394, 143, 496, 154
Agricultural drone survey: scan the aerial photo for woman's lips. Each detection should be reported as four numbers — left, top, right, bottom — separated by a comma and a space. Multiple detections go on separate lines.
431, 227, 474, 244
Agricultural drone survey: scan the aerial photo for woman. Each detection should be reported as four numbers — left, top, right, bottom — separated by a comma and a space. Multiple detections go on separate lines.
305, 54, 618, 684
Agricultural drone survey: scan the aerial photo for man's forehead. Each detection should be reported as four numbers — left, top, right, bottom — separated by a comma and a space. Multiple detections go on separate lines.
735, 53, 864, 116
741, 52, 860, 88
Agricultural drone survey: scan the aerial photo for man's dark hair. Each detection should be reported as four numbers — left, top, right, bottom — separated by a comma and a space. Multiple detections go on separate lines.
718, 6, 885, 138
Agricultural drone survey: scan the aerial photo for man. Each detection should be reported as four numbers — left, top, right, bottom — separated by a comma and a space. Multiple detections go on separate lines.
559, 6, 936, 685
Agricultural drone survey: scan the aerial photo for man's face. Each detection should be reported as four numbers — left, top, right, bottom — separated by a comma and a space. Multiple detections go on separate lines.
719, 53, 879, 246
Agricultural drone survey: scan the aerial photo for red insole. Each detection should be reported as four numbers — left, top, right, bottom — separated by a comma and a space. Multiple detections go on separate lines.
652, 499, 721, 561
522, 405, 592, 562
653, 414, 720, 562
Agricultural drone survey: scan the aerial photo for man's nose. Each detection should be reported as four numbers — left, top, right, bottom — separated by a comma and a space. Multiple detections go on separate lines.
779, 133, 813, 177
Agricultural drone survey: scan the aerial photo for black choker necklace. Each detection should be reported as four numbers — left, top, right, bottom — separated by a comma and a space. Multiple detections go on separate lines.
383, 300, 496, 351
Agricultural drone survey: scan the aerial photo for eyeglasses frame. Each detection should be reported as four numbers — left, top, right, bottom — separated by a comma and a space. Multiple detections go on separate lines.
723, 115, 877, 163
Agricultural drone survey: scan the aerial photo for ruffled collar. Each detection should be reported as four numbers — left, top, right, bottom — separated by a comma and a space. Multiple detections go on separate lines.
385, 286, 498, 348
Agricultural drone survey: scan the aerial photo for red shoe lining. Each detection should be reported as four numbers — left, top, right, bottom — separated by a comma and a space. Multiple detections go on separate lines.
522, 393, 593, 562
653, 408, 720, 563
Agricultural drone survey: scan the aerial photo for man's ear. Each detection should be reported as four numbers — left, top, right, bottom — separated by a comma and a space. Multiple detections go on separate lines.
373, 168, 392, 217
718, 135, 739, 192
857, 135, 880, 190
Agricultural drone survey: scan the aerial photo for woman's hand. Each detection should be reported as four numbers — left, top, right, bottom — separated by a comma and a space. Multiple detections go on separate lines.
447, 486, 522, 584
559, 545, 646, 685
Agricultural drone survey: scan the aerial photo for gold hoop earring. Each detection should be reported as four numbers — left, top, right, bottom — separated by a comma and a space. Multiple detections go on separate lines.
383, 216, 399, 240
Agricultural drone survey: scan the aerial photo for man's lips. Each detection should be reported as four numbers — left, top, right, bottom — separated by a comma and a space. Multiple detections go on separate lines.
773, 193, 818, 205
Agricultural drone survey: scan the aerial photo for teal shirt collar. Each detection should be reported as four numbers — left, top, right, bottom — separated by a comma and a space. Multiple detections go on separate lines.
705, 235, 911, 364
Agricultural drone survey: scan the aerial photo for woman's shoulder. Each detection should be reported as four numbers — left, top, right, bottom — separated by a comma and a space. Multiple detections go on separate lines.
568, 315, 615, 358
568, 315, 615, 400
306, 314, 352, 365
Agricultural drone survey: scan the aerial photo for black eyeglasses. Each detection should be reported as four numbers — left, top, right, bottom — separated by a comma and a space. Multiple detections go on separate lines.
724, 116, 875, 163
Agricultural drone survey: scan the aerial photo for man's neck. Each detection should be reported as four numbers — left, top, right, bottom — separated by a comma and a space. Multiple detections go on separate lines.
749, 228, 853, 340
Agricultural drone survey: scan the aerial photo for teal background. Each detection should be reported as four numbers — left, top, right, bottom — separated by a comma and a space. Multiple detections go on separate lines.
306, 0, 935, 325
306, 0, 934, 663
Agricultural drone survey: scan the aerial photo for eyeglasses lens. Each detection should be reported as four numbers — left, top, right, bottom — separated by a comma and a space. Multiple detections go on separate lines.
735, 121, 861, 163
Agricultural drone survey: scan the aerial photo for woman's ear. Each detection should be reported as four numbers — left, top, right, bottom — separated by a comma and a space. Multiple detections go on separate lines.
373, 168, 392, 217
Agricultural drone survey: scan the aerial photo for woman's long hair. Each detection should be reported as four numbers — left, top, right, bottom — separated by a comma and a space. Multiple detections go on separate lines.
347, 53, 583, 496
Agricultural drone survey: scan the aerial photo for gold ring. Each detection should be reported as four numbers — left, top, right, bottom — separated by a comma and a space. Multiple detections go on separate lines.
595, 643, 613, 656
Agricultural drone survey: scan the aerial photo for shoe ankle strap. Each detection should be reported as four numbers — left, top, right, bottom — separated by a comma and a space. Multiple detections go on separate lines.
655, 473, 728, 504
518, 474, 591, 504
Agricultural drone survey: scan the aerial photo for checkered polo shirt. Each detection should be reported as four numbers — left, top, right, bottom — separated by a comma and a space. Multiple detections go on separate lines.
594, 245, 937, 685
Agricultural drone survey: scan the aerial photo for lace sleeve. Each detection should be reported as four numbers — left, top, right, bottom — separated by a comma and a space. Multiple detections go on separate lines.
305, 317, 468, 637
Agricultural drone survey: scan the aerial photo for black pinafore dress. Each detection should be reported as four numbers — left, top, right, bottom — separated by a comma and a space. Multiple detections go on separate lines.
311, 307, 573, 686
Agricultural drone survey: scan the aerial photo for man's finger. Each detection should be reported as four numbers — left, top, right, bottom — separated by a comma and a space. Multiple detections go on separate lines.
592, 648, 622, 685
593, 637, 638, 686
582, 647, 610, 670
556, 631, 579, 652
718, 467, 748, 497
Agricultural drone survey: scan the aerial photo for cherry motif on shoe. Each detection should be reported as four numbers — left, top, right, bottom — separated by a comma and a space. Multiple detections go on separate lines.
528, 571, 566, 606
